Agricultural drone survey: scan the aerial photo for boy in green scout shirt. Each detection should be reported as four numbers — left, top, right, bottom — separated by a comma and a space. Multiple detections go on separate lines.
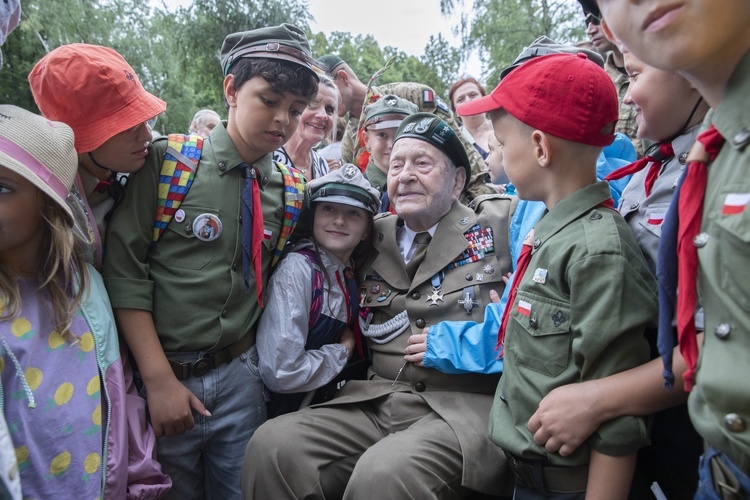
361, 94, 417, 193
102, 24, 319, 499
458, 53, 656, 499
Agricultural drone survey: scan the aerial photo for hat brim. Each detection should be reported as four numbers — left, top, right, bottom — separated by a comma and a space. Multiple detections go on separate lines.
73, 87, 166, 153
455, 94, 503, 117
311, 195, 376, 215
0, 151, 74, 222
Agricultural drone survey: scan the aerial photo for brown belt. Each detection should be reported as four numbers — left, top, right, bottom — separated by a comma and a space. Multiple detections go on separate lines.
504, 452, 588, 493
169, 330, 256, 380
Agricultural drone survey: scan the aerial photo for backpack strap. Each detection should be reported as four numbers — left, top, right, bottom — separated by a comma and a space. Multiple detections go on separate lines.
296, 249, 325, 328
271, 161, 306, 267
151, 134, 204, 247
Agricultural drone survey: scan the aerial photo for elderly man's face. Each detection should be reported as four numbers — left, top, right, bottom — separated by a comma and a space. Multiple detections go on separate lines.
387, 138, 464, 232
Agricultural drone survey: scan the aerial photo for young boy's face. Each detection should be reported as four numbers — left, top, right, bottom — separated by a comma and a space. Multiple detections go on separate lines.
598, 0, 750, 74
624, 51, 702, 142
364, 127, 398, 174
491, 112, 538, 200
224, 75, 309, 162
485, 133, 506, 184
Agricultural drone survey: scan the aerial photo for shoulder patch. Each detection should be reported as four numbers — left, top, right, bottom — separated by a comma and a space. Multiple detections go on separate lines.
435, 95, 451, 116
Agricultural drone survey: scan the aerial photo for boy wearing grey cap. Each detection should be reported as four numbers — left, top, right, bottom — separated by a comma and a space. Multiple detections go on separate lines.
361, 94, 418, 193
103, 23, 319, 499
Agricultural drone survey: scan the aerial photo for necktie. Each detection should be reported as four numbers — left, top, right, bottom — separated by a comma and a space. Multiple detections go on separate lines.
405, 232, 431, 280
657, 125, 725, 391
496, 239, 533, 354
241, 164, 265, 306
605, 142, 674, 197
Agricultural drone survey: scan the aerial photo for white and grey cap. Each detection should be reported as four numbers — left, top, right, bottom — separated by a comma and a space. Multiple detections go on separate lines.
307, 164, 381, 215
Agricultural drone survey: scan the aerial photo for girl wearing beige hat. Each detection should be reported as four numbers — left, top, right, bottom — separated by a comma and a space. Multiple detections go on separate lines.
0, 105, 170, 498
28, 43, 166, 269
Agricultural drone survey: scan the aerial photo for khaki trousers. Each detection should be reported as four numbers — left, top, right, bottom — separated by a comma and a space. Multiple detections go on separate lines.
241, 391, 470, 499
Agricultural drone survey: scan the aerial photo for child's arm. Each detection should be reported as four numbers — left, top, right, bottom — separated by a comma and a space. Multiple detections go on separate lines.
528, 335, 699, 456
586, 449, 637, 500
115, 308, 210, 437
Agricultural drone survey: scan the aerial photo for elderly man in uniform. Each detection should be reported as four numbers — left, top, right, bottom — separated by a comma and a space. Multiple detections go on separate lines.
242, 112, 516, 499
318, 54, 493, 202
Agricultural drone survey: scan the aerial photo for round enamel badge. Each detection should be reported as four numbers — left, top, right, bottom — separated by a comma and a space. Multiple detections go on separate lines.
193, 213, 222, 242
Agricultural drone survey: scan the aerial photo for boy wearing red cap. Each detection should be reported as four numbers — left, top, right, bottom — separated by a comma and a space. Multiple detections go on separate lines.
103, 24, 319, 499
458, 53, 656, 499
28, 44, 166, 270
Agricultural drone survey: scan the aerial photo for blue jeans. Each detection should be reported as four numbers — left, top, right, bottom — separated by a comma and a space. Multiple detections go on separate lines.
148, 345, 266, 500
695, 447, 750, 500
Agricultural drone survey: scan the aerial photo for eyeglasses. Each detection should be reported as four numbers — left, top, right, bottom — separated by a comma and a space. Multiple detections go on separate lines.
584, 12, 602, 26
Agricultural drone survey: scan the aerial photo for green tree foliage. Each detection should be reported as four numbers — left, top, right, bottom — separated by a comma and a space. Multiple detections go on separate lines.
442, 0, 586, 86
2, 0, 459, 131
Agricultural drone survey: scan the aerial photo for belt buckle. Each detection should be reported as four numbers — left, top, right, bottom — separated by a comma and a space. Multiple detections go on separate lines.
191, 357, 211, 377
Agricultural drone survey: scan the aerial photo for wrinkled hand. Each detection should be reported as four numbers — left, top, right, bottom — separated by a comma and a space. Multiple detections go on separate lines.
146, 375, 211, 437
527, 380, 603, 456
326, 158, 342, 170
404, 329, 429, 366
339, 327, 356, 360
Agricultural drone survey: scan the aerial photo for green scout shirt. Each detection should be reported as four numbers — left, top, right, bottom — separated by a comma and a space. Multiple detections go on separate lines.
364, 157, 387, 194
688, 50, 750, 471
340, 82, 493, 201
103, 122, 292, 352
489, 181, 655, 466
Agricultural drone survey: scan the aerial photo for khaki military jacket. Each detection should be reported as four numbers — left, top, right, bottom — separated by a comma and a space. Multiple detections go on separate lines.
324, 196, 516, 493
340, 81, 493, 202
688, 50, 750, 471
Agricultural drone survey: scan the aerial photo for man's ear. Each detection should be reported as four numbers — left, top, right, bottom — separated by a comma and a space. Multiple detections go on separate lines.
362, 129, 371, 151
532, 130, 552, 168
224, 74, 237, 108
453, 167, 467, 198
337, 69, 350, 86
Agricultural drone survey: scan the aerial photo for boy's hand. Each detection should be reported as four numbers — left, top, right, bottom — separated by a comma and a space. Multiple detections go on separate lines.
147, 375, 211, 437
339, 327, 355, 360
527, 380, 603, 456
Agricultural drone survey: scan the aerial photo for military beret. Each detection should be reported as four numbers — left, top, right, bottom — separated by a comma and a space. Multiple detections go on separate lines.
220, 23, 319, 77
317, 54, 346, 76
307, 163, 381, 215
364, 94, 419, 131
500, 35, 604, 79
394, 112, 471, 189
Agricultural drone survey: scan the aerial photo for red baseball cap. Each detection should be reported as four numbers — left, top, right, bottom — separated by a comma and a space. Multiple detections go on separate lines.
456, 52, 618, 147
29, 44, 166, 153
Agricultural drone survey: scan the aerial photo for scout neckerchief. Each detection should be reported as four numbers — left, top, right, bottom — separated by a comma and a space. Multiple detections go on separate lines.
657, 125, 725, 391
605, 142, 675, 197
240, 163, 264, 305
151, 134, 202, 246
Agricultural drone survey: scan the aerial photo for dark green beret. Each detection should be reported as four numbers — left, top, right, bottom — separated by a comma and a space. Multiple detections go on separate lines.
317, 54, 345, 75
220, 23, 318, 77
501, 35, 604, 79
394, 112, 471, 189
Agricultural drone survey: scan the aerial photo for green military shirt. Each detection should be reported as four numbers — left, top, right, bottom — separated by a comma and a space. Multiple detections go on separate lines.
489, 181, 655, 466
340, 82, 493, 201
688, 50, 750, 471
103, 122, 292, 352
364, 157, 387, 194
605, 53, 643, 157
